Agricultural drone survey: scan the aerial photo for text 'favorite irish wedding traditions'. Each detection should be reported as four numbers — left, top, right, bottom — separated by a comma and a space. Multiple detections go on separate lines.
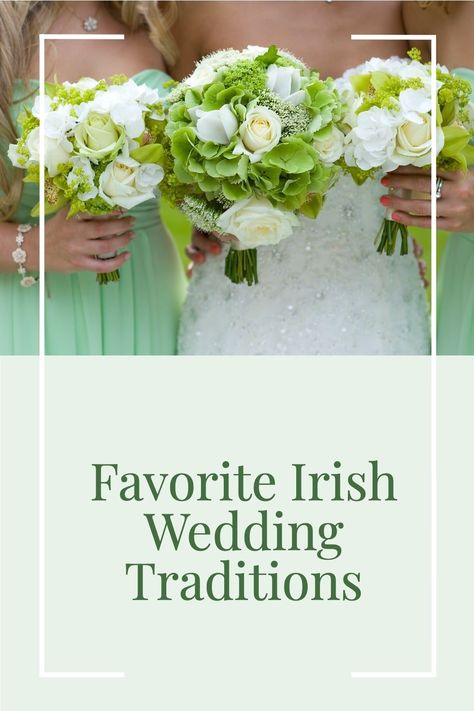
91, 460, 399, 603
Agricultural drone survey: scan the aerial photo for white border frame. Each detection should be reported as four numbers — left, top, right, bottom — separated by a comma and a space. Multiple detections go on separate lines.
37, 32, 438, 682
350, 34, 438, 680
38, 33, 125, 679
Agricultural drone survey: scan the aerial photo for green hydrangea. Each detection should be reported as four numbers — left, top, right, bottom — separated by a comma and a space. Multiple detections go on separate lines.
219, 60, 267, 95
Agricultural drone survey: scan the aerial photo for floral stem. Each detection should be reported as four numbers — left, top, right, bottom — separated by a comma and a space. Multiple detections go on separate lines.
96, 269, 120, 285
376, 218, 409, 256
224, 247, 259, 286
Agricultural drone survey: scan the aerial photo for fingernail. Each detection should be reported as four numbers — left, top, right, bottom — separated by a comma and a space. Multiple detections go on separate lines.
392, 212, 401, 221
381, 177, 389, 186
124, 252, 131, 261
210, 243, 221, 254
380, 195, 391, 206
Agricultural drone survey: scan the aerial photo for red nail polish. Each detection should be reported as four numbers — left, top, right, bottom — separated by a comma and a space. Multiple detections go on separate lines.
210, 243, 221, 255
392, 212, 401, 221
380, 195, 390, 206
381, 177, 389, 186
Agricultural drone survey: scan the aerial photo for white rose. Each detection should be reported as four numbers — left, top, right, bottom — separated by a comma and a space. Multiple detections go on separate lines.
313, 125, 345, 163
99, 155, 163, 209
45, 136, 73, 177
195, 104, 238, 144
391, 115, 444, 167
217, 197, 299, 249
26, 127, 40, 162
7, 142, 23, 168
233, 106, 281, 163
135, 162, 164, 192
266, 64, 305, 105
185, 62, 218, 89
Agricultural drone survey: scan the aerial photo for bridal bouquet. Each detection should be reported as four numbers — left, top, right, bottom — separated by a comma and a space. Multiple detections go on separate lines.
162, 45, 342, 285
8, 75, 165, 283
338, 49, 474, 255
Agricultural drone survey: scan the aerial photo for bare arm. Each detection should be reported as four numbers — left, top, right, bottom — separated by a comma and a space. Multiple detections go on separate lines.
0, 210, 136, 274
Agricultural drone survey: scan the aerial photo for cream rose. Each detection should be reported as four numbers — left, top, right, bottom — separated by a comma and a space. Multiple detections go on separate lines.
14, 125, 72, 175
313, 125, 345, 163
217, 197, 299, 249
74, 112, 125, 162
391, 115, 444, 167
234, 106, 281, 163
99, 155, 163, 209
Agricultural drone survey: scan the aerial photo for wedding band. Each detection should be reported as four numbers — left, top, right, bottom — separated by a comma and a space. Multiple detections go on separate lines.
436, 176, 443, 200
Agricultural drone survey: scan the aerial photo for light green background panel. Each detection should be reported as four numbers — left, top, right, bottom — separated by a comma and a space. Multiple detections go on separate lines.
0, 356, 472, 710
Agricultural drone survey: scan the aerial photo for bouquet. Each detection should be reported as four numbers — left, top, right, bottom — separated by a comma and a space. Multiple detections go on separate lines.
162, 45, 343, 285
338, 48, 474, 255
8, 75, 166, 283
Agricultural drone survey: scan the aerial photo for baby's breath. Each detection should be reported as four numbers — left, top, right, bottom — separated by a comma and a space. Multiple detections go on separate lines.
257, 89, 311, 136
180, 195, 222, 232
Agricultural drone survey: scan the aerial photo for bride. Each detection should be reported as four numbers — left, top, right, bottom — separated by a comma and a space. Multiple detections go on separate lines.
170, 0, 431, 355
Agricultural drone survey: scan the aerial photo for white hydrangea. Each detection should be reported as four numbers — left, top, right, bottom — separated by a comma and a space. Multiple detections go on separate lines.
345, 106, 400, 171
66, 156, 98, 201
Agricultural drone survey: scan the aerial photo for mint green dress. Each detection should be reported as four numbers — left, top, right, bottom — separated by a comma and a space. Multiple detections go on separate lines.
0, 69, 185, 355
437, 68, 474, 355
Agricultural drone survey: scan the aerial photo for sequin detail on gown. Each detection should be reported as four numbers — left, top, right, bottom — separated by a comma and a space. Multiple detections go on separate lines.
178, 174, 430, 355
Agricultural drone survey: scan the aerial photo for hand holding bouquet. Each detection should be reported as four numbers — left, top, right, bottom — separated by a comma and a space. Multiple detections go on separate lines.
8, 75, 166, 283
338, 49, 474, 255
162, 45, 343, 285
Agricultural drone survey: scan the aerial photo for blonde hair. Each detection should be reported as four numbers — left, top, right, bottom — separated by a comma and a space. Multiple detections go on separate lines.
0, 1, 177, 222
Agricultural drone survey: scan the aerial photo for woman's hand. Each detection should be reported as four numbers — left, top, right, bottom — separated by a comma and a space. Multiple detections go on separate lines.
185, 227, 223, 275
380, 165, 474, 232
44, 207, 136, 273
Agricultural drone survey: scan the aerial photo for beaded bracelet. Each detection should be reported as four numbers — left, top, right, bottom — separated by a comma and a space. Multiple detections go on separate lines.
11, 224, 38, 287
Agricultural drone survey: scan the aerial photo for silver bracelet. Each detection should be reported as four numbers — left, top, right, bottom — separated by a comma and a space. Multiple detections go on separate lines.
11, 224, 38, 287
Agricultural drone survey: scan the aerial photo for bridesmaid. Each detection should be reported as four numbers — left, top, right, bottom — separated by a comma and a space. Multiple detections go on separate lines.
398, 1, 474, 354
0, 1, 185, 355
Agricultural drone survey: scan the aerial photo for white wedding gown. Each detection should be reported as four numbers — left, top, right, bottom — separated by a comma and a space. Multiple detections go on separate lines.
178, 174, 430, 355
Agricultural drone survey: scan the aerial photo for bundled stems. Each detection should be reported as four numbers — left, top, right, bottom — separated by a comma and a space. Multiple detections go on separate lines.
225, 247, 259, 286
96, 269, 120, 285
376, 218, 409, 256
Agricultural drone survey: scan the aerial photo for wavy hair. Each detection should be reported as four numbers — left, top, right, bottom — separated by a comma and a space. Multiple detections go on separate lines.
0, 1, 177, 221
